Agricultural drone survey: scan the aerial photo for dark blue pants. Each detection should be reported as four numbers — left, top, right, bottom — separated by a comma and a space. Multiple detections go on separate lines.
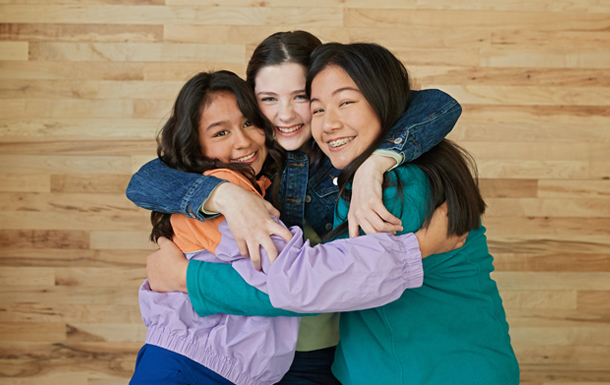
276, 346, 341, 385
130, 344, 234, 385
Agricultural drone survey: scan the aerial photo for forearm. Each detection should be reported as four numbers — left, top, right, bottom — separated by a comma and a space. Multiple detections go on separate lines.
263, 229, 424, 313
378, 89, 462, 164
187, 260, 307, 318
126, 158, 226, 221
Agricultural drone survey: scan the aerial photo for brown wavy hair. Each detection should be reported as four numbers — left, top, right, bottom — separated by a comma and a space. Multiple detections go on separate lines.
150, 71, 285, 242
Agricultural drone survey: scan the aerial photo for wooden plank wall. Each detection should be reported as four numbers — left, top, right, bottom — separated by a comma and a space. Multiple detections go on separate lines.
0, 1, 609, 384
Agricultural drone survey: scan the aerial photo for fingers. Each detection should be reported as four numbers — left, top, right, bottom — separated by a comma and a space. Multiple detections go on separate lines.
348, 215, 360, 238
263, 200, 281, 219
236, 239, 249, 260
372, 202, 401, 226
248, 243, 262, 272
260, 237, 279, 265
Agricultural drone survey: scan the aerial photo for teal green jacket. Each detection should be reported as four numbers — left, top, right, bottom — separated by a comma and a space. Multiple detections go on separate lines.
187, 164, 519, 385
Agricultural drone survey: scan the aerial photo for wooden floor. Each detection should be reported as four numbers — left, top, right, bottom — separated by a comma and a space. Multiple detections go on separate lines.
1, 1, 609, 384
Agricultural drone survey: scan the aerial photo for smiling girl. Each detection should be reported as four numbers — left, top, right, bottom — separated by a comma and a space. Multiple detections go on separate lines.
131, 70, 459, 385
127, 31, 464, 384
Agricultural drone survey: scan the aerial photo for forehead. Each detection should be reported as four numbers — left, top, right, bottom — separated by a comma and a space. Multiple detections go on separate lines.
200, 92, 242, 125
310, 65, 359, 101
254, 62, 307, 92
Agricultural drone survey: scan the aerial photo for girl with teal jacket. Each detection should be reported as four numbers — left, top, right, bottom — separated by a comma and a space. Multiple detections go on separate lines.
149, 42, 520, 384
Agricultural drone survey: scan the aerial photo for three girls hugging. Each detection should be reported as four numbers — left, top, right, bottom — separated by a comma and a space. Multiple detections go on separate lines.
126, 31, 519, 385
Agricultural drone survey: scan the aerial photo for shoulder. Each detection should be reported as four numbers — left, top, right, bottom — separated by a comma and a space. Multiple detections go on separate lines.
383, 164, 429, 234
204, 168, 261, 197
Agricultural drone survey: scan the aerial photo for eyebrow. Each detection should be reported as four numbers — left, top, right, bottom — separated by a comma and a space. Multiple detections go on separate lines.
205, 114, 249, 132
310, 86, 360, 103
256, 90, 307, 97
205, 121, 227, 131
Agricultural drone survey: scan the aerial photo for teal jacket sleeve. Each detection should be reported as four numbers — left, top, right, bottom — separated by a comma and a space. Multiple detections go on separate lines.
187, 260, 315, 318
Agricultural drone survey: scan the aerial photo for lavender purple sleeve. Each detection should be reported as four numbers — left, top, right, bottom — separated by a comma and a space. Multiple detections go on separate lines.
228, 223, 424, 314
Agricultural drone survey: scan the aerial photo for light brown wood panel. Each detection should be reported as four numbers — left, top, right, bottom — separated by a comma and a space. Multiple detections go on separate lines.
0, 174, 51, 192
0, 5, 344, 26
89, 231, 155, 250
142, 62, 247, 80
0, 304, 141, 324
1, 2, 608, 383
481, 47, 610, 69
51, 174, 131, 193
479, 178, 538, 198
0, 23, 163, 42
0, 248, 146, 268
0, 61, 146, 80
0, 229, 90, 249
486, 198, 610, 218
538, 180, 610, 198
432, 85, 610, 106
414, 66, 610, 87
28, 42, 246, 63
501, 291, 577, 310
0, 41, 28, 60
0, 267, 55, 286
0, 119, 160, 140
494, 253, 610, 272
0, 211, 149, 231
0, 80, 183, 100
0, 99, 134, 119
0, 155, 132, 174
0, 323, 66, 342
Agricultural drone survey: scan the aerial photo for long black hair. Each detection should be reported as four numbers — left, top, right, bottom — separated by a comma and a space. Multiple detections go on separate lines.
306, 43, 485, 240
246, 30, 322, 89
150, 71, 285, 242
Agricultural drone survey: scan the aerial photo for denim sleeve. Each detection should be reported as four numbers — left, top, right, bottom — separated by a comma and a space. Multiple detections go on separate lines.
187, 260, 310, 317
378, 89, 462, 164
125, 158, 227, 221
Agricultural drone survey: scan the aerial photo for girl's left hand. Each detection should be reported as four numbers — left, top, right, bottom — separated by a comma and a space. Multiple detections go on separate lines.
146, 237, 189, 293
349, 154, 403, 237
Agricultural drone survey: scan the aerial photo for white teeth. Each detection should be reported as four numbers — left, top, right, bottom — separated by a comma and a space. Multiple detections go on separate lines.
328, 137, 354, 148
234, 152, 256, 162
277, 124, 303, 133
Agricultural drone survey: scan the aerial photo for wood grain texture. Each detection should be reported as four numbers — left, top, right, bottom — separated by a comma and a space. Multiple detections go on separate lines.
0, 2, 608, 384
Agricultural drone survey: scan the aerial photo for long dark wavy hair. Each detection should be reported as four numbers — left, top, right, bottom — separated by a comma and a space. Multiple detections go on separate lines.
305, 43, 486, 240
246, 30, 322, 89
150, 71, 286, 242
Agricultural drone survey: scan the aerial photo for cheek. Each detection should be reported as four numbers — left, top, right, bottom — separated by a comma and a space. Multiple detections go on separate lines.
258, 103, 275, 122
295, 104, 312, 124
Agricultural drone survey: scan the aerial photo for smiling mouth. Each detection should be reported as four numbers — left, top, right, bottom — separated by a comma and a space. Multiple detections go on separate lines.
276, 124, 304, 134
328, 137, 355, 148
232, 151, 257, 162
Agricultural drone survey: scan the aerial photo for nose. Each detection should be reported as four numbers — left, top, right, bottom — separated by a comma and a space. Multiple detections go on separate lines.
322, 107, 342, 133
233, 127, 253, 149
278, 100, 296, 123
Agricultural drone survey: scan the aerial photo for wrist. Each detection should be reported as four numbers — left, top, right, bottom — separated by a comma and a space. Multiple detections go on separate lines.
414, 230, 430, 258
203, 182, 230, 213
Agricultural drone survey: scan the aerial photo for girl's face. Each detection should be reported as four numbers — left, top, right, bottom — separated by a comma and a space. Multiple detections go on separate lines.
310, 65, 382, 170
254, 63, 313, 153
198, 92, 268, 175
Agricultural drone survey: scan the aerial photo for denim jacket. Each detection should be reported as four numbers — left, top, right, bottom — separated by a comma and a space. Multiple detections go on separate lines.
126, 89, 461, 237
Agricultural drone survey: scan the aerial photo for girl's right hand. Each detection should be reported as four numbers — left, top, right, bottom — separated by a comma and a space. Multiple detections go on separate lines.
415, 202, 468, 258
205, 182, 293, 270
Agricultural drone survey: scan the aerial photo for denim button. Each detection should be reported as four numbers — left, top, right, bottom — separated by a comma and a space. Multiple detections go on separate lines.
333, 177, 338, 186
305, 195, 312, 203
393, 137, 403, 144
325, 223, 332, 230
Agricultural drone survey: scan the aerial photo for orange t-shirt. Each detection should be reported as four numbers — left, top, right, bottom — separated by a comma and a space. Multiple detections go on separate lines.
170, 169, 271, 254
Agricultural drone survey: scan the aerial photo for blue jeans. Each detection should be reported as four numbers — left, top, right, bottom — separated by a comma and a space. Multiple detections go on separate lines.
130, 344, 234, 385
276, 347, 341, 385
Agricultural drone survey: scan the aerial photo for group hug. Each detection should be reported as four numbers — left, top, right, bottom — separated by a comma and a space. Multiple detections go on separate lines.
125, 31, 520, 385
